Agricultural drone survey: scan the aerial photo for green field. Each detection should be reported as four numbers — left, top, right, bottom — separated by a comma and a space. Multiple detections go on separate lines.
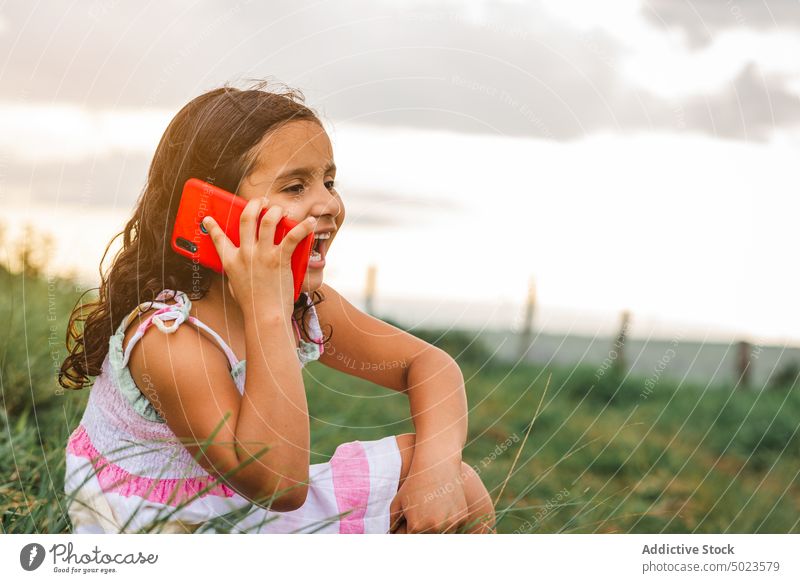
1, 265, 798, 534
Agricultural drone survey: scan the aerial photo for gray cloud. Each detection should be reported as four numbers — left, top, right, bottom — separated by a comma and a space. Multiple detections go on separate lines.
1, 153, 417, 226
682, 62, 800, 140
643, 0, 800, 48
1, 152, 151, 207
1, 0, 798, 166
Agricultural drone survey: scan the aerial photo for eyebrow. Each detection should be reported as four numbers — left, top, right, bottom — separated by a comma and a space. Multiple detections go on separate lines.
275, 161, 336, 181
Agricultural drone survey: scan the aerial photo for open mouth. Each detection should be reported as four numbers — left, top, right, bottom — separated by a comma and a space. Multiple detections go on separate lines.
310, 232, 330, 263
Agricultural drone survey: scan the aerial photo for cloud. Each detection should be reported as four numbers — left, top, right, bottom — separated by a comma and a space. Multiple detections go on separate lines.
2, 148, 416, 231
681, 62, 800, 141
643, 0, 800, 48
0, 0, 798, 148
1, 151, 152, 207
0, 103, 169, 162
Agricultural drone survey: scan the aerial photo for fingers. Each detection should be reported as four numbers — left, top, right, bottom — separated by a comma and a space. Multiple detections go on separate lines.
239, 196, 266, 248
442, 512, 469, 534
279, 215, 317, 258
440, 501, 471, 534
257, 204, 285, 248
390, 515, 407, 534
201, 216, 234, 266
388, 495, 404, 533
404, 512, 469, 534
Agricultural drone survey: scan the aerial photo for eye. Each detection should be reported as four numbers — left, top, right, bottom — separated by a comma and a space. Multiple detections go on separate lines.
283, 180, 336, 194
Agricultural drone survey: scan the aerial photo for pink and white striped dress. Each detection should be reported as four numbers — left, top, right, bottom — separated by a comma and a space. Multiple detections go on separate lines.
64, 289, 402, 534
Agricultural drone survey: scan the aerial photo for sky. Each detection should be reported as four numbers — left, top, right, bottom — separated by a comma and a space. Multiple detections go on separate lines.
0, 0, 798, 343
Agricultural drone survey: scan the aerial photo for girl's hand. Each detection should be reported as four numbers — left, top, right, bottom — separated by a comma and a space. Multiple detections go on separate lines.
389, 457, 471, 534
202, 197, 317, 318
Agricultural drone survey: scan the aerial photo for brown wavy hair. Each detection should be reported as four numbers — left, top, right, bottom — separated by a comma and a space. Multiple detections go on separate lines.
59, 79, 332, 390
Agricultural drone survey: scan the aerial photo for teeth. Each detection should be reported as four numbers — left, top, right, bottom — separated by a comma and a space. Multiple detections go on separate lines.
314, 232, 331, 239
309, 249, 322, 261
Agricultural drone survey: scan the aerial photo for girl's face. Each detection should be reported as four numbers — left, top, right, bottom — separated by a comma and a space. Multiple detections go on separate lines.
238, 120, 344, 293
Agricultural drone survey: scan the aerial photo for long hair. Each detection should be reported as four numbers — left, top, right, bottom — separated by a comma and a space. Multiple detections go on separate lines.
59, 80, 331, 390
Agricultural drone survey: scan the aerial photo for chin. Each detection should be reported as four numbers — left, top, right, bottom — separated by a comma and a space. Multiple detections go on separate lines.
303, 270, 324, 294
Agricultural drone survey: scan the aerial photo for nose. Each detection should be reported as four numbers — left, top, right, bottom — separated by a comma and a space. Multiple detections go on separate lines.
310, 182, 345, 228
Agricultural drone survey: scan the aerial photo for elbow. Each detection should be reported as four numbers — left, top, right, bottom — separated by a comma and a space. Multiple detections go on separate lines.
423, 347, 463, 378
245, 469, 310, 512
270, 481, 309, 512
425, 346, 459, 370
403, 347, 459, 390
230, 437, 310, 511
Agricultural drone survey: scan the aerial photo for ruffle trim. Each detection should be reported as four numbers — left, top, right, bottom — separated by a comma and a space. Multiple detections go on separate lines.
66, 424, 236, 507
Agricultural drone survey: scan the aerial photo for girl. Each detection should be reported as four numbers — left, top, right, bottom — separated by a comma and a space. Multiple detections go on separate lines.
60, 81, 495, 534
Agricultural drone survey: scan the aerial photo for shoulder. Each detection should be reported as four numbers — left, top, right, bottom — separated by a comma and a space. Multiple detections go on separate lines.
121, 307, 204, 369
312, 283, 351, 322
119, 291, 196, 364
121, 295, 237, 418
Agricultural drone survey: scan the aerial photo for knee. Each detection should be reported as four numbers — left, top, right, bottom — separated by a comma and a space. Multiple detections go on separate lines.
393, 435, 496, 531
459, 461, 496, 533
458, 461, 483, 493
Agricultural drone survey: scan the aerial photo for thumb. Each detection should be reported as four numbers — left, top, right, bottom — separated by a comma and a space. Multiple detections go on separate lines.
388, 492, 405, 533
201, 216, 234, 265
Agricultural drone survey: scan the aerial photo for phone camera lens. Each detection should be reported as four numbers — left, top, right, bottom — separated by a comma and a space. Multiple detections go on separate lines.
199, 221, 208, 234
176, 237, 198, 253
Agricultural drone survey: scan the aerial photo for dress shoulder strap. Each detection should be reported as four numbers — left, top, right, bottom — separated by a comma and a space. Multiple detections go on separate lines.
118, 289, 240, 370
108, 289, 242, 424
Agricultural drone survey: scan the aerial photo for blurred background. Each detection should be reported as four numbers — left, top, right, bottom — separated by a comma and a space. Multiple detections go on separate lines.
1, 0, 798, 534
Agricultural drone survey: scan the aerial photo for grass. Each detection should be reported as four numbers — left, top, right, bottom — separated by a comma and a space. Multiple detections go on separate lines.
1, 265, 799, 533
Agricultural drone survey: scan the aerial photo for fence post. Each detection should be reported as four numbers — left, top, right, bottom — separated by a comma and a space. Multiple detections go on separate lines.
612, 310, 631, 377
737, 340, 752, 389
517, 276, 536, 360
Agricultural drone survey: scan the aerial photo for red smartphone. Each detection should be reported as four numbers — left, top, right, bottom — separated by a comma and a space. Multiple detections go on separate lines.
170, 178, 314, 301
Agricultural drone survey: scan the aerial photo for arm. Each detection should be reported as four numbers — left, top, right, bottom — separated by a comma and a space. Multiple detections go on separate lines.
313, 283, 468, 458
126, 305, 309, 511
404, 353, 467, 464
235, 307, 310, 506
144, 196, 316, 511
313, 284, 471, 532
